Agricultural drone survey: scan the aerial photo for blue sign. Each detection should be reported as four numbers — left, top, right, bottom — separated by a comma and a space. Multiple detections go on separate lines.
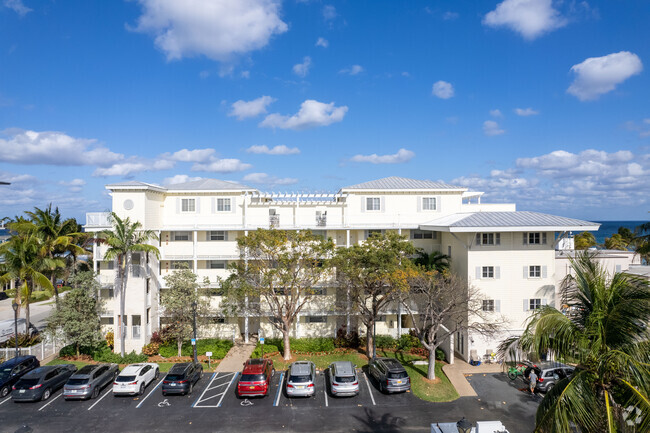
260, 337, 265, 345
191, 338, 196, 345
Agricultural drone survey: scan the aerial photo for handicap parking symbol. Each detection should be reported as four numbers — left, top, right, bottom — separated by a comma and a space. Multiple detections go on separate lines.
240, 399, 254, 407
158, 399, 171, 407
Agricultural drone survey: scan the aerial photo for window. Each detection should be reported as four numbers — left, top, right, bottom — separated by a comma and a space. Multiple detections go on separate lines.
311, 230, 327, 239
412, 230, 435, 239
366, 229, 383, 239
181, 198, 195, 212
529, 299, 542, 310
482, 266, 494, 278
524, 232, 547, 245
375, 315, 386, 322
476, 233, 500, 246
422, 197, 437, 211
209, 260, 227, 269
173, 231, 191, 241
172, 261, 192, 270
216, 198, 231, 212
208, 317, 226, 324
311, 287, 327, 295
100, 317, 114, 325
482, 300, 495, 312
209, 231, 227, 241
529, 265, 541, 278
106, 260, 114, 270
366, 197, 381, 211
307, 316, 327, 323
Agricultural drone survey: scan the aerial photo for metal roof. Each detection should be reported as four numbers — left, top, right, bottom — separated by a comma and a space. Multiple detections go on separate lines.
166, 178, 255, 191
341, 176, 465, 191
421, 211, 600, 232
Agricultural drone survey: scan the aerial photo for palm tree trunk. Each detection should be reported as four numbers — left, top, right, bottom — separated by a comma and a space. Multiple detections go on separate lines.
51, 274, 59, 309
120, 255, 129, 358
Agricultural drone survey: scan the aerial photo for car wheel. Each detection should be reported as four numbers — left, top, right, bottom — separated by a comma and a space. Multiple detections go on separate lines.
272, 368, 275, 377
507, 371, 518, 380
92, 387, 99, 399
42, 388, 51, 401
546, 383, 554, 392
0, 385, 9, 398
139, 383, 145, 395
162, 391, 166, 397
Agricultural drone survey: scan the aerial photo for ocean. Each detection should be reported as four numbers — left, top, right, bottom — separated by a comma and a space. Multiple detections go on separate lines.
592, 221, 646, 244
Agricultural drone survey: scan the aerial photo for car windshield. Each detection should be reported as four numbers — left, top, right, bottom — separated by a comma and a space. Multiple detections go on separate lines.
388, 371, 408, 379
164, 375, 185, 381
115, 375, 136, 382
289, 375, 311, 383
335, 376, 356, 383
17, 378, 39, 387
240, 374, 265, 382
66, 378, 89, 385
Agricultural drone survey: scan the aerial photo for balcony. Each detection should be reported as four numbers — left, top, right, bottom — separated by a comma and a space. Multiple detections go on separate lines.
85, 212, 112, 228
269, 215, 280, 228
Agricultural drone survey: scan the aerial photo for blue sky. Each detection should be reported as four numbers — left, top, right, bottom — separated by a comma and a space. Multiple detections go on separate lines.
1, 0, 649, 222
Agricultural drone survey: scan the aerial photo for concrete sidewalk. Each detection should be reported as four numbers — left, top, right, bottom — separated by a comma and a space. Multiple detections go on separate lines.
216, 342, 257, 372
442, 358, 504, 397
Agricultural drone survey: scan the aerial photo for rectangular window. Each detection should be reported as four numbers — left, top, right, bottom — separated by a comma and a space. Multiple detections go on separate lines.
216, 198, 231, 212
482, 266, 494, 278
181, 198, 195, 213
525, 232, 547, 245
366, 197, 381, 211
209, 260, 227, 269
100, 317, 114, 325
310, 230, 327, 239
312, 287, 327, 295
422, 197, 437, 211
307, 316, 327, 323
172, 261, 192, 270
529, 298, 542, 310
482, 300, 495, 312
209, 231, 227, 241
366, 229, 383, 239
106, 260, 114, 270
529, 265, 541, 278
208, 317, 226, 324
173, 231, 191, 241
412, 230, 435, 239
477, 233, 500, 246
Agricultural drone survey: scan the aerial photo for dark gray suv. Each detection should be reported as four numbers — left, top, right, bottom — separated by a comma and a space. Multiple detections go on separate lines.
368, 357, 410, 393
524, 362, 574, 392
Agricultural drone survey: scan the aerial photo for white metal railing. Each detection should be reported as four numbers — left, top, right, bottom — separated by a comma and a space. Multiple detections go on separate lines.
0, 338, 64, 363
85, 212, 111, 227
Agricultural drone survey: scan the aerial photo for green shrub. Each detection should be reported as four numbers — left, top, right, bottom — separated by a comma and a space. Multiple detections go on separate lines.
1, 333, 41, 348
251, 344, 280, 358
374, 335, 397, 349
397, 333, 421, 350
29, 290, 51, 303
289, 337, 335, 352
142, 342, 160, 356
436, 348, 446, 362
159, 338, 233, 359
59, 341, 148, 364
4, 288, 16, 298
334, 327, 360, 349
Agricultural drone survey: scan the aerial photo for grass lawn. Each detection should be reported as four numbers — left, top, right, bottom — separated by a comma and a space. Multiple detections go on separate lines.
47, 358, 89, 369
47, 359, 220, 373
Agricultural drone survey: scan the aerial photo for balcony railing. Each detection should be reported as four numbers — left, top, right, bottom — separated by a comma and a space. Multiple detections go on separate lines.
316, 215, 327, 227
269, 215, 280, 228
86, 212, 112, 227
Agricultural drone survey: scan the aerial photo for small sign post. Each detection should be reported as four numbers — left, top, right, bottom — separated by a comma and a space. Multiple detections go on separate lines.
260, 337, 265, 358
191, 338, 196, 345
206, 351, 213, 369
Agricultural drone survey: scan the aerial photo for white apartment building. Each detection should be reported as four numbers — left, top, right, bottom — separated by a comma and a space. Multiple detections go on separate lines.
84, 176, 598, 359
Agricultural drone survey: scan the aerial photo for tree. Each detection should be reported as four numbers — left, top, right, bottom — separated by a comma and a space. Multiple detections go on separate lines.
46, 271, 104, 356
161, 267, 211, 357
223, 229, 335, 360
573, 232, 597, 250
413, 250, 451, 272
334, 232, 416, 359
499, 252, 650, 433
603, 233, 628, 251
402, 270, 506, 380
99, 213, 159, 357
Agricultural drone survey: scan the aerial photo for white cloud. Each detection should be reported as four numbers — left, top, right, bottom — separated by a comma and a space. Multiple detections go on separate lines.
490, 109, 503, 118
339, 65, 364, 76
0, 129, 123, 167
483, 120, 505, 136
260, 99, 348, 130
132, 0, 288, 61
192, 158, 252, 173
3, 0, 32, 16
58, 178, 86, 193
246, 145, 300, 155
229, 96, 276, 120
322, 5, 336, 21
163, 174, 203, 185
243, 172, 298, 186
515, 107, 539, 116
168, 148, 216, 162
93, 162, 150, 177
432, 81, 454, 99
241, 70, 250, 79
567, 51, 643, 101
443, 11, 459, 20
293, 56, 312, 77
483, 0, 567, 40
517, 149, 634, 177
315, 37, 329, 48
350, 148, 415, 164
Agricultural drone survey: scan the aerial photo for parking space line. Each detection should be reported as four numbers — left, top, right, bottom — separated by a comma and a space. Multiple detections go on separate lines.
322, 372, 328, 407
363, 372, 376, 406
192, 372, 218, 408
88, 387, 112, 411
136, 378, 164, 409
273, 372, 284, 407
216, 372, 239, 408
0, 396, 11, 406
38, 393, 62, 411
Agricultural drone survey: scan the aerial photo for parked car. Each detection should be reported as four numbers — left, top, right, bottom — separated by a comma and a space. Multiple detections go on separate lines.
63, 363, 119, 400
161, 362, 202, 396
368, 357, 410, 393
286, 361, 316, 397
11, 364, 77, 402
113, 363, 159, 396
327, 361, 359, 397
524, 362, 574, 392
0, 355, 40, 398
237, 358, 274, 398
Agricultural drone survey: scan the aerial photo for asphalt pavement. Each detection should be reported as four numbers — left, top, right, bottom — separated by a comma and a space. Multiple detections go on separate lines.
0, 298, 56, 331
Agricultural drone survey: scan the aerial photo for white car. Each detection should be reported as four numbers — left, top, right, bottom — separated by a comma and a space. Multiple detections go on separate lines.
112, 363, 160, 396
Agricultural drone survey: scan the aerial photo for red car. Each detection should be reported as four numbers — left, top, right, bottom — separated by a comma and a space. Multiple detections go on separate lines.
237, 358, 274, 398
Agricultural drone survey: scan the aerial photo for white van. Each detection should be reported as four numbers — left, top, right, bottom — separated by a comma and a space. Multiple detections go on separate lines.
0, 318, 37, 344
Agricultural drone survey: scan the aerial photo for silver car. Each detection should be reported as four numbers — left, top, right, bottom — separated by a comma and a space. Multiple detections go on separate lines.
286, 361, 316, 397
328, 361, 359, 397
63, 363, 119, 400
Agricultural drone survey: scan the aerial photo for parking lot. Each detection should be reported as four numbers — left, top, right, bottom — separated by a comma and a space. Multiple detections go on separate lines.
0, 371, 537, 432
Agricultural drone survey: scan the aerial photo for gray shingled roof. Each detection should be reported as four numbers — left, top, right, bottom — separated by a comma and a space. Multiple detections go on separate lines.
421, 211, 599, 231
342, 176, 464, 190
165, 178, 255, 191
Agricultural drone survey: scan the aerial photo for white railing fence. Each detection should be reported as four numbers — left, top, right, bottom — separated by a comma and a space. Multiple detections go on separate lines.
0, 337, 65, 363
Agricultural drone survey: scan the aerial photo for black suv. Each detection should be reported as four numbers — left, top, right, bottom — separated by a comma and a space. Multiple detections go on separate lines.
0, 356, 40, 398
368, 357, 410, 393
161, 362, 203, 396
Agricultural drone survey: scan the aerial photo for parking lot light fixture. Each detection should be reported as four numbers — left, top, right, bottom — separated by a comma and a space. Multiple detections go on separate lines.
12, 301, 19, 357
192, 301, 198, 363
456, 417, 472, 433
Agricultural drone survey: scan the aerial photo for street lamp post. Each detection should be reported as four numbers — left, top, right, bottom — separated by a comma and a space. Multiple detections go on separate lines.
192, 301, 198, 363
12, 302, 19, 357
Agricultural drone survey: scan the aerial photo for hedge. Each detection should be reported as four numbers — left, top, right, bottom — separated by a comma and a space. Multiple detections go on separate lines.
250, 337, 336, 357
159, 338, 233, 359
59, 341, 148, 364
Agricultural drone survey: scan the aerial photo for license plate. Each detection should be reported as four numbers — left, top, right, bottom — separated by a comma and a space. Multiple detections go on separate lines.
19, 390, 25, 393
249, 386, 254, 389
171, 383, 176, 387
70, 390, 77, 393
297, 386, 305, 389
396, 381, 402, 384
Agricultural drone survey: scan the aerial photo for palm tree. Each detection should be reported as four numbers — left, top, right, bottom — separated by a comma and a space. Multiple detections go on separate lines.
573, 231, 597, 250
499, 252, 650, 433
603, 233, 628, 251
413, 250, 451, 272
99, 213, 159, 357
